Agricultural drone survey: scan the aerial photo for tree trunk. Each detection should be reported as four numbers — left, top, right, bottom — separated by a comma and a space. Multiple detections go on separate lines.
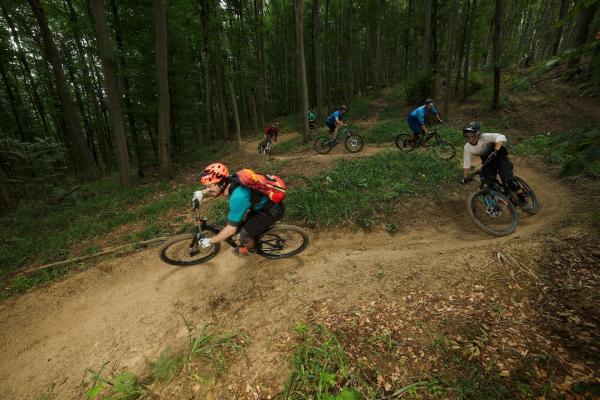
0, 168, 10, 212
492, 0, 502, 110
454, 0, 471, 93
27, 0, 98, 177
65, 0, 107, 172
567, 2, 598, 71
215, 64, 229, 140
111, 0, 144, 177
200, 0, 213, 141
225, 67, 242, 147
444, 0, 459, 118
155, 0, 172, 179
423, 0, 432, 73
253, 0, 266, 127
294, 0, 310, 143
552, 0, 569, 56
90, 0, 132, 187
312, 0, 324, 118
0, 60, 26, 140
1, 1, 51, 138
403, 0, 412, 79
463, 0, 477, 98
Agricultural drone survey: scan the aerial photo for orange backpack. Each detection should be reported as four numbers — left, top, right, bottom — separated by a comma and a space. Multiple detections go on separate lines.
234, 168, 287, 203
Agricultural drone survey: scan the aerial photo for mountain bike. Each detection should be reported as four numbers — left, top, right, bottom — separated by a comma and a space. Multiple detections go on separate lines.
465, 167, 539, 236
314, 126, 364, 154
395, 124, 456, 160
159, 200, 310, 266
257, 137, 273, 155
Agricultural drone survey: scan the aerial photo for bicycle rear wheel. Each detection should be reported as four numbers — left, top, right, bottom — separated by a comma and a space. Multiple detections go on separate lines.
314, 136, 333, 154
433, 140, 456, 160
467, 190, 518, 236
512, 176, 539, 215
345, 134, 364, 153
257, 225, 309, 259
395, 134, 417, 152
159, 231, 221, 266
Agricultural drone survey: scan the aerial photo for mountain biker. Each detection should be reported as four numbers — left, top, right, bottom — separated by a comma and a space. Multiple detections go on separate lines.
407, 98, 442, 142
308, 109, 317, 129
264, 122, 279, 143
192, 163, 285, 257
460, 122, 528, 207
325, 105, 348, 143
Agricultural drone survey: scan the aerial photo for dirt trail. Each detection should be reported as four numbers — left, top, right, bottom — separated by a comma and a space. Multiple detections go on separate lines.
0, 152, 572, 399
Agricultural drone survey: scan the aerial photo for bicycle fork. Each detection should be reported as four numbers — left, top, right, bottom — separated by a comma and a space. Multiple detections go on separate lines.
482, 192, 502, 217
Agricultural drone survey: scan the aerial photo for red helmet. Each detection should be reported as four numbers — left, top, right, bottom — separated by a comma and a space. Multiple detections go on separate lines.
199, 163, 229, 185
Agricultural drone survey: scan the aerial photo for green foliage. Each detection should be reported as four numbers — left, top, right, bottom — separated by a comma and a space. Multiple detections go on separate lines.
348, 94, 376, 119
285, 151, 455, 228
275, 136, 307, 153
513, 127, 600, 177
151, 349, 184, 383
85, 365, 143, 400
364, 120, 403, 143
468, 71, 485, 94
280, 323, 355, 399
405, 73, 436, 106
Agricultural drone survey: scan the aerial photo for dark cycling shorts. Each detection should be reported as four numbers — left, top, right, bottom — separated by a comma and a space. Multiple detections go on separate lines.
239, 202, 285, 240
407, 116, 422, 135
327, 122, 336, 133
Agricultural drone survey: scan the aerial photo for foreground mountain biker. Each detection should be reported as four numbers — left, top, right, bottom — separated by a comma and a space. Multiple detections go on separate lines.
325, 105, 349, 143
406, 98, 442, 142
192, 163, 285, 257
461, 122, 528, 208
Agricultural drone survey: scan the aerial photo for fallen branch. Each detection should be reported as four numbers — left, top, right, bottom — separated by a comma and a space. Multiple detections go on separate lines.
4, 236, 170, 280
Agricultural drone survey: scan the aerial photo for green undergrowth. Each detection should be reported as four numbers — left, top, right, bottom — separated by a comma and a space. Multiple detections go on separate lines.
275, 136, 309, 153
81, 320, 243, 400
513, 126, 600, 177
279, 322, 370, 399
285, 150, 456, 228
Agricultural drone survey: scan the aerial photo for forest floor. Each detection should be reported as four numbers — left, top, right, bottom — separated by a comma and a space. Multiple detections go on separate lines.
0, 76, 599, 400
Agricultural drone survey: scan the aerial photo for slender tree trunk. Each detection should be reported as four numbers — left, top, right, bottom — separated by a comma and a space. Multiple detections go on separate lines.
200, 0, 213, 141
90, 0, 132, 187
0, 168, 10, 211
225, 68, 242, 147
111, 0, 144, 177
1, 1, 51, 138
567, 2, 598, 71
28, 0, 98, 177
463, 0, 476, 98
444, 0, 459, 118
215, 64, 229, 140
65, 0, 107, 172
423, 0, 432, 73
312, 0, 324, 118
552, 0, 569, 56
0, 60, 26, 140
294, 0, 310, 143
454, 0, 471, 93
253, 0, 266, 127
404, 0, 412, 79
492, 0, 502, 110
155, 0, 172, 179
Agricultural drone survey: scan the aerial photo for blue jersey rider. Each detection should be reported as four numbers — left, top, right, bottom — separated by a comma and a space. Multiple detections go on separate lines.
407, 98, 442, 141
325, 105, 349, 143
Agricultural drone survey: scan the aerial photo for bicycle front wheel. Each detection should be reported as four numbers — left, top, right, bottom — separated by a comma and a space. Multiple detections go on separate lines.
467, 190, 518, 236
345, 134, 364, 153
433, 140, 456, 160
314, 136, 333, 154
159, 232, 221, 266
395, 134, 417, 152
257, 225, 309, 259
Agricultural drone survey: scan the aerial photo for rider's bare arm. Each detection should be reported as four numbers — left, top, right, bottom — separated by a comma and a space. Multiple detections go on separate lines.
209, 224, 237, 244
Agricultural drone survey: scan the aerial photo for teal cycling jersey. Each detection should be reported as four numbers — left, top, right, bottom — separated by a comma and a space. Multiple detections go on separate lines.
227, 186, 268, 227
408, 105, 438, 125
